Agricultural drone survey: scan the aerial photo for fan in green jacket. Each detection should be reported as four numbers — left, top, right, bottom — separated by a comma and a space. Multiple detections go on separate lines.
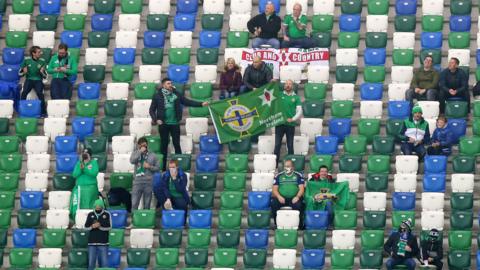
399, 105, 431, 160
47, 43, 78, 100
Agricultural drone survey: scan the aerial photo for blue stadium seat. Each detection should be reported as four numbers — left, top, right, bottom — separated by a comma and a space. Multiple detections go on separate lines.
78, 83, 101, 100
424, 155, 447, 174
39, 0, 61, 14
449, 118, 467, 144
60, 31, 83, 48
0, 81, 17, 100
388, 101, 411, 119
176, 0, 198, 14
167, 65, 190, 83
421, 32, 443, 49
72, 117, 95, 141
248, 192, 271, 210
245, 229, 269, 249
174, 14, 196, 31
162, 210, 185, 229
108, 248, 121, 268
392, 192, 416, 211
305, 211, 329, 230
199, 31, 222, 48
19, 100, 41, 118
189, 210, 212, 229
143, 31, 166, 48
315, 136, 339, 155
196, 154, 219, 173
0, 65, 20, 82
91, 14, 114, 31
328, 118, 352, 143
423, 173, 446, 192
55, 135, 78, 155
477, 49, 480, 65
302, 249, 326, 269
2, 48, 25, 65
477, 251, 480, 270
364, 48, 386, 65
450, 15, 471, 32
110, 210, 128, 228
199, 135, 222, 154
113, 48, 136, 65
20, 191, 44, 209
259, 0, 281, 13
339, 14, 361, 32
56, 154, 79, 173
360, 83, 383, 100
395, 0, 417, 15
13, 229, 36, 248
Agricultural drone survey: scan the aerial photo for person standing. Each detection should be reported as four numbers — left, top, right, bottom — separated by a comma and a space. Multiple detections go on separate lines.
149, 78, 209, 170
130, 137, 159, 210
273, 79, 302, 163
153, 159, 190, 211
398, 106, 431, 160
405, 56, 439, 108
70, 148, 99, 219
438, 57, 469, 114
219, 58, 243, 99
384, 219, 420, 270
271, 160, 304, 224
84, 199, 111, 270
47, 43, 78, 100
282, 3, 315, 48
247, 3, 282, 49
242, 56, 274, 93
19, 46, 48, 116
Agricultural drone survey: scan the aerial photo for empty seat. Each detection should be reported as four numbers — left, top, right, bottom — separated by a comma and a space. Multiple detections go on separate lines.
48, 191, 71, 210
245, 229, 269, 249
9, 14, 30, 31
451, 174, 474, 192
423, 173, 446, 192
257, 135, 274, 154
391, 66, 414, 84
364, 48, 386, 66
392, 192, 416, 211
170, 31, 193, 48
129, 118, 152, 138
46, 209, 69, 229
424, 155, 447, 174
305, 211, 328, 230
421, 32, 443, 49
307, 65, 329, 83
360, 101, 383, 119
328, 118, 351, 143
332, 83, 354, 100
167, 65, 190, 84
339, 14, 361, 32
364, 192, 387, 211
280, 65, 302, 83
25, 172, 48, 191
332, 230, 356, 249
272, 249, 297, 269
189, 210, 212, 229
71, 117, 94, 141
421, 192, 445, 211
251, 173, 274, 191
38, 248, 62, 268
139, 65, 161, 83
253, 154, 276, 173
13, 228, 36, 248
115, 31, 137, 48
276, 210, 300, 229
113, 154, 135, 173
195, 65, 217, 83
248, 191, 271, 210
112, 136, 135, 154
421, 211, 444, 230
130, 229, 154, 248
106, 83, 129, 100
25, 136, 48, 154
366, 15, 388, 32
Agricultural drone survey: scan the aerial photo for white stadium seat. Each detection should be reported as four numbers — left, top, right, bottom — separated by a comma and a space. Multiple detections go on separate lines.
251, 173, 275, 191
300, 118, 323, 143
421, 211, 444, 231
394, 174, 417, 192
336, 49, 358, 66
447, 49, 470, 67
360, 101, 383, 119
27, 154, 50, 173
38, 248, 62, 268
106, 83, 129, 100
43, 118, 67, 141
307, 65, 329, 83
170, 31, 193, 48
66, 0, 89, 14
366, 15, 388, 32
332, 83, 354, 100
75, 209, 92, 228
391, 66, 414, 84
139, 65, 162, 83
286, 0, 308, 14
97, 173, 105, 192
293, 136, 309, 155
130, 229, 154, 248
418, 101, 440, 120
25, 173, 48, 191
185, 118, 209, 143
276, 210, 300, 229
364, 192, 387, 211
258, 135, 275, 154
230, 0, 252, 14
118, 14, 141, 31
229, 14, 250, 31
280, 65, 303, 83
253, 154, 276, 173
313, 0, 335, 15
149, 0, 171, 14
425, 118, 436, 136
224, 48, 244, 65
112, 136, 135, 155
85, 48, 108, 66
113, 154, 135, 173
0, 100, 13, 118
46, 209, 70, 229
33, 31, 55, 48
48, 191, 71, 210
388, 83, 409, 101
129, 118, 152, 138
8, 14, 30, 31
273, 249, 297, 269
393, 32, 415, 49
451, 174, 474, 193
115, 31, 138, 48
421, 192, 445, 211
47, 100, 70, 118
422, 0, 444, 15
195, 65, 217, 83
332, 230, 356, 249
203, 0, 225, 14
132, 100, 152, 118
336, 173, 360, 192
395, 155, 419, 174
25, 136, 49, 154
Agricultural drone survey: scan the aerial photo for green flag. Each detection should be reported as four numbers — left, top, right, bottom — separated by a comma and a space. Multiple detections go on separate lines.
304, 181, 350, 211
208, 82, 286, 143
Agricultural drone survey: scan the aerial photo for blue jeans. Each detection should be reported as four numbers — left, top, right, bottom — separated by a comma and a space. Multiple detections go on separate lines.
252, 38, 280, 49
386, 257, 416, 270
88, 245, 108, 270
325, 200, 334, 227
401, 142, 426, 160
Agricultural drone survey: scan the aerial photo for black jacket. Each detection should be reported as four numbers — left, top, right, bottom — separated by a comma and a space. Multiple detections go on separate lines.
243, 62, 273, 90
149, 88, 203, 123
84, 209, 111, 245
247, 13, 282, 39
384, 232, 420, 259
439, 68, 468, 95
421, 239, 443, 261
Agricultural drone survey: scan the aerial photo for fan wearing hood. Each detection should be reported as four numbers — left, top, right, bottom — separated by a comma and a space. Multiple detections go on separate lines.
384, 219, 420, 270
420, 229, 443, 269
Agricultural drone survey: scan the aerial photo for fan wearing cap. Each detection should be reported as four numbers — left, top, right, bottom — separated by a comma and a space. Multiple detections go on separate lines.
398, 105, 431, 160
420, 229, 443, 269
84, 199, 111, 270
384, 219, 420, 270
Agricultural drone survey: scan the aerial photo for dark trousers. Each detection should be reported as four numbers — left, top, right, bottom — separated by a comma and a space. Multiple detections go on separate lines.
220, 89, 239, 99
282, 37, 316, 49
386, 257, 416, 270
405, 88, 437, 108
426, 259, 443, 269
401, 142, 426, 160
427, 146, 449, 156
21, 79, 46, 115
159, 124, 181, 170
271, 197, 303, 225
438, 89, 470, 114
274, 124, 295, 163
50, 78, 72, 100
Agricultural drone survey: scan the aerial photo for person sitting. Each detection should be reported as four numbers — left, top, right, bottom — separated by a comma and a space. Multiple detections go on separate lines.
153, 160, 190, 212
405, 55, 439, 108
420, 229, 443, 269
282, 3, 315, 48
247, 3, 281, 49
399, 105, 431, 160
241, 56, 273, 93
384, 219, 420, 270
427, 116, 453, 156
438, 57, 469, 114
309, 165, 335, 183
219, 58, 243, 99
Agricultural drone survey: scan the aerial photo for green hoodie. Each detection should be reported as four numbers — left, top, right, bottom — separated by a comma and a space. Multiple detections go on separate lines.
47, 53, 78, 79
72, 160, 99, 186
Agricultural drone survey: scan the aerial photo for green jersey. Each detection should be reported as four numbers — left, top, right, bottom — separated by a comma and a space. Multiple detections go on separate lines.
20, 57, 46, 80
168, 178, 183, 198
162, 89, 179, 125
280, 91, 301, 126
47, 53, 78, 79
275, 171, 304, 199
283, 14, 308, 39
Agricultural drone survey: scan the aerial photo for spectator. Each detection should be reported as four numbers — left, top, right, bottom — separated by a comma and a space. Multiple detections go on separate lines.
130, 137, 159, 210
427, 116, 453, 156
438, 57, 469, 114
47, 43, 78, 100
405, 56, 439, 108
70, 148, 99, 219
309, 165, 335, 183
273, 79, 302, 163
149, 78, 208, 170
271, 160, 304, 225
84, 199, 111, 270
153, 160, 190, 211
384, 219, 420, 270
247, 3, 282, 49
107, 187, 132, 213
242, 56, 273, 93
282, 3, 315, 48
399, 106, 431, 160
19, 46, 48, 116
420, 229, 443, 269
219, 58, 243, 99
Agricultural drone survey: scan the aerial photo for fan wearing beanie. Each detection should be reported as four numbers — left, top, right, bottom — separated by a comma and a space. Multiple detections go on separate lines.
384, 219, 420, 269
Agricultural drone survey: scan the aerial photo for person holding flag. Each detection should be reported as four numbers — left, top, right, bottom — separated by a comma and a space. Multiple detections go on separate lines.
19, 46, 48, 116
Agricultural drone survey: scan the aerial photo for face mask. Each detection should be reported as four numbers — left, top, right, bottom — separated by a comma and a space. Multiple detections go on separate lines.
95, 209, 102, 214
285, 167, 292, 174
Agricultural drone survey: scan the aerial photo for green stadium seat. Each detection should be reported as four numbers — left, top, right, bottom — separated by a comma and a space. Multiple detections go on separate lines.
193, 173, 217, 191
448, 230, 472, 250
94, 0, 116, 13
360, 249, 383, 269
83, 65, 106, 83
339, 155, 362, 173
121, 0, 143, 13
191, 191, 214, 209
459, 137, 480, 156
43, 228, 67, 248
312, 15, 334, 32
188, 229, 211, 248
214, 248, 237, 268
197, 48, 219, 65
358, 119, 380, 143
450, 0, 472, 15
147, 14, 169, 31
190, 83, 213, 99
367, 155, 390, 174
223, 172, 247, 191
133, 209, 156, 228
127, 248, 150, 268
341, 0, 362, 13
88, 31, 110, 48
109, 228, 125, 248
309, 154, 333, 172
331, 249, 354, 269
63, 14, 86, 30
0, 136, 19, 154
100, 117, 124, 141
104, 100, 127, 118
364, 66, 386, 83
15, 118, 38, 140
335, 66, 358, 83
420, 49, 442, 66
0, 210, 11, 228
248, 210, 270, 229
284, 155, 305, 172
0, 229, 6, 248
446, 101, 469, 119
0, 119, 9, 135
218, 210, 241, 229
68, 248, 88, 268
345, 192, 357, 210
225, 154, 248, 173
0, 0, 5, 14
243, 249, 267, 269
53, 173, 75, 191
220, 191, 243, 210
159, 229, 183, 248
365, 173, 389, 192
217, 229, 240, 248
12, 0, 34, 13
189, 100, 210, 117
450, 210, 473, 230
112, 65, 134, 83
0, 154, 21, 173
10, 248, 33, 268
84, 136, 108, 154
453, 155, 476, 173
331, 100, 354, 118
145, 136, 161, 154
168, 48, 191, 65
71, 229, 89, 248
361, 230, 384, 249
171, 154, 191, 171
202, 14, 223, 30
142, 48, 164, 65
109, 173, 133, 191
344, 135, 367, 155
368, 0, 389, 14
338, 32, 360, 48
302, 100, 325, 117
227, 31, 249, 48
422, 15, 443, 32
303, 229, 326, 249
6, 31, 28, 48
372, 135, 395, 155
474, 101, 480, 117
448, 32, 470, 49
0, 191, 14, 209
474, 118, 480, 136
311, 32, 332, 48
68, 48, 80, 63
17, 209, 41, 228
394, 15, 416, 32
76, 100, 99, 117
386, 119, 405, 142
228, 138, 252, 154
185, 248, 208, 268
155, 248, 179, 268
135, 83, 157, 99
451, 192, 473, 211
363, 210, 386, 229
365, 32, 387, 48
36, 14, 58, 31
392, 211, 415, 228
304, 83, 327, 100
274, 229, 298, 249
448, 250, 470, 269
392, 49, 415, 66
0, 173, 19, 191
334, 210, 357, 229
